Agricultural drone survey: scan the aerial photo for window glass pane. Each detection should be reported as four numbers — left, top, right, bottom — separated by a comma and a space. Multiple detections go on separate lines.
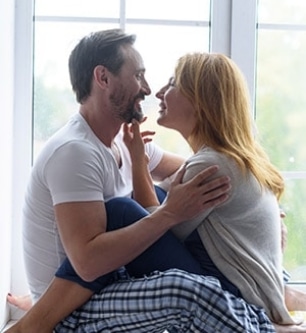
35, 0, 119, 18
258, 0, 306, 24
126, 0, 210, 21
257, 0, 306, 281
256, 29, 306, 171
33, 22, 120, 157
282, 178, 306, 281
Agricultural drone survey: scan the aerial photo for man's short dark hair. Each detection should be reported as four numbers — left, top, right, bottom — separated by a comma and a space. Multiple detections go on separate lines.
69, 29, 136, 103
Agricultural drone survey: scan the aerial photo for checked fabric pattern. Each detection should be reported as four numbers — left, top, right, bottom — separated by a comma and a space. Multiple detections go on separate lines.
54, 268, 275, 333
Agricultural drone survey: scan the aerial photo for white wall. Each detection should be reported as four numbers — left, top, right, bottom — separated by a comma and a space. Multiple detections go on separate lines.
9, 0, 34, 321
0, 0, 14, 329
0, 0, 34, 328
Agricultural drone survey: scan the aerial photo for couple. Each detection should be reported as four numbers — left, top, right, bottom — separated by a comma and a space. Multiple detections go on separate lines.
6, 29, 306, 333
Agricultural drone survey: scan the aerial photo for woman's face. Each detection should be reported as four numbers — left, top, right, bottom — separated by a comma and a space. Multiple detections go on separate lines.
155, 77, 196, 138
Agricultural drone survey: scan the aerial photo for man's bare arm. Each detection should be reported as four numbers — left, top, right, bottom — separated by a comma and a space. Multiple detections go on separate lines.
56, 164, 230, 282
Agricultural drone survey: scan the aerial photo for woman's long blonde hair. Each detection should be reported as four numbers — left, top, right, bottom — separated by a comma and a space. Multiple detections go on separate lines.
175, 52, 284, 199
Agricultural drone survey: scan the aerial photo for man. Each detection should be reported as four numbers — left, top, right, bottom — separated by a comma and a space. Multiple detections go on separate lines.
5, 29, 232, 333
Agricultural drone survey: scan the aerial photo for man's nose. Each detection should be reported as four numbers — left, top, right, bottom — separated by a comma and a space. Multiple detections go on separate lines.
142, 79, 151, 96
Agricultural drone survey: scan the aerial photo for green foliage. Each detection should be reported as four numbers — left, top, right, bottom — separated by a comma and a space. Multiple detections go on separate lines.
256, 25, 306, 279
33, 76, 75, 141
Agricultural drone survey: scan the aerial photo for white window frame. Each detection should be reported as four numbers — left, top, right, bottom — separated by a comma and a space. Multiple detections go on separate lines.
211, 0, 257, 113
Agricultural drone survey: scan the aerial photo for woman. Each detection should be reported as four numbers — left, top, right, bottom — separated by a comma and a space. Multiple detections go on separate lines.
124, 52, 298, 325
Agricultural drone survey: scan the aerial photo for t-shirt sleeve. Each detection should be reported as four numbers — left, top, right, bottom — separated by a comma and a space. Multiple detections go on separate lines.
145, 141, 164, 172
44, 141, 105, 205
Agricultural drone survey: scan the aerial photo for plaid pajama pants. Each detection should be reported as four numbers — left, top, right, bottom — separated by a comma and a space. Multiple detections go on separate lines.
54, 269, 275, 333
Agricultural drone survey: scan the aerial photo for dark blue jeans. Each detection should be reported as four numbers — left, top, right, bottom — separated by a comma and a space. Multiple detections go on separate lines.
56, 188, 241, 297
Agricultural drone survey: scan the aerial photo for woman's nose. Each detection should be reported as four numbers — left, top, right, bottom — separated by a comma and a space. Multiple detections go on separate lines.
155, 90, 162, 99
156, 87, 166, 99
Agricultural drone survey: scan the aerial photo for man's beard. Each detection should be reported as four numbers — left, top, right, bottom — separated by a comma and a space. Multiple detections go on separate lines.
122, 98, 144, 123
110, 89, 145, 123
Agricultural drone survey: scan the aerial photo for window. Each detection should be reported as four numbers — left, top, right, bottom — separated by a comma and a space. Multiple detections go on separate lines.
257, 0, 306, 281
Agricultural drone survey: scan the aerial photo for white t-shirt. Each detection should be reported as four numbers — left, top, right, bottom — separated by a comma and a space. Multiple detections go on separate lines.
23, 113, 163, 301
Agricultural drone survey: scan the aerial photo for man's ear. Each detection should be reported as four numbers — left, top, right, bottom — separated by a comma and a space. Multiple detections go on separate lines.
93, 65, 109, 87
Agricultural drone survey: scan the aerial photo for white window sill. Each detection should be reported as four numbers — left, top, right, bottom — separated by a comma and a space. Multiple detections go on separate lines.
1, 320, 17, 332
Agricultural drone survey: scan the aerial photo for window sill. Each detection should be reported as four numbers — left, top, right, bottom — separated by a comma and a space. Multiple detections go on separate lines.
1, 320, 17, 332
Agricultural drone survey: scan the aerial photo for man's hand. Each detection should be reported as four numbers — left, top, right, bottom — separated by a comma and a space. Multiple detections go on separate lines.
160, 164, 231, 225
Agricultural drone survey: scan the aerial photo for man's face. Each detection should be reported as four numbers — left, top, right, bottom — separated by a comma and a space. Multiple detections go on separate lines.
109, 45, 151, 123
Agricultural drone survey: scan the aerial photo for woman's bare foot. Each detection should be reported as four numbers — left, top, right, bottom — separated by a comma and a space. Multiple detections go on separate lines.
7, 294, 32, 311
285, 286, 306, 312
274, 323, 306, 333
4, 278, 93, 333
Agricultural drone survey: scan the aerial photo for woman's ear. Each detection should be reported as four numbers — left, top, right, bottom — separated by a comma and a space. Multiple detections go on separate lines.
93, 65, 108, 87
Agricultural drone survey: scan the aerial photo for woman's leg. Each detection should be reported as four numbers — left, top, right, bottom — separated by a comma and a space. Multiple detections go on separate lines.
53, 197, 204, 293
106, 197, 240, 296
105, 197, 204, 277
154, 184, 167, 203
285, 285, 306, 311
55, 196, 205, 292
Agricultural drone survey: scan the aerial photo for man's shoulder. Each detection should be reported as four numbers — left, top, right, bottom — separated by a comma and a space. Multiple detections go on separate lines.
39, 114, 103, 159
